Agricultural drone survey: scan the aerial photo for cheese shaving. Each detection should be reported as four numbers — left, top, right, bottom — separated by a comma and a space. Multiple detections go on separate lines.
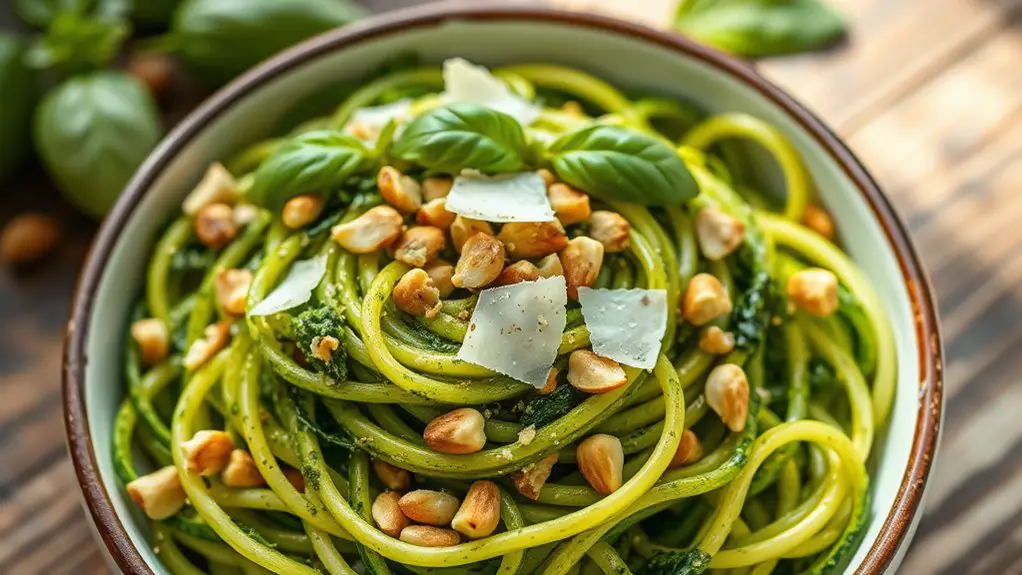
443, 58, 542, 126
446, 172, 555, 223
249, 255, 327, 316
577, 287, 668, 370
344, 98, 413, 143
457, 276, 567, 387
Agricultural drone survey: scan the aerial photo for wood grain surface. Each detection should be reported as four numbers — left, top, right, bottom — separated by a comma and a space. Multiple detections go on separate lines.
2, 0, 1020, 573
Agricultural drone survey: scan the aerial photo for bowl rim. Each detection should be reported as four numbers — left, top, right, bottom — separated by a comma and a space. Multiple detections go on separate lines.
62, 4, 944, 574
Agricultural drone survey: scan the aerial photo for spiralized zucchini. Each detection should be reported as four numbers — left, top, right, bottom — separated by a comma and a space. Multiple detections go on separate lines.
115, 59, 895, 575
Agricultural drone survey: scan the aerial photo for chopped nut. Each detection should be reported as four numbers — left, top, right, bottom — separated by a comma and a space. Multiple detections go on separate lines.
131, 318, 169, 367
560, 237, 604, 300
510, 454, 558, 500
497, 221, 569, 260
126, 466, 186, 520
221, 449, 266, 488
373, 491, 410, 537
331, 206, 404, 254
423, 408, 487, 454
537, 169, 557, 188
562, 101, 584, 116
393, 226, 446, 268
378, 166, 423, 213
588, 211, 631, 253
577, 434, 624, 495
538, 368, 558, 395
283, 467, 305, 492
548, 183, 591, 226
536, 254, 563, 278
232, 204, 261, 227
492, 260, 541, 287
422, 177, 454, 201
681, 273, 732, 326
183, 163, 237, 216
399, 525, 461, 547
393, 268, 442, 319
699, 326, 736, 355
215, 268, 252, 316
452, 481, 501, 539
705, 364, 750, 433
373, 459, 412, 491
0, 212, 60, 265
517, 425, 537, 446
281, 194, 325, 229
567, 350, 628, 394
416, 198, 456, 229
669, 429, 702, 468
181, 430, 234, 476
398, 490, 461, 526
787, 268, 839, 316
450, 216, 494, 253
425, 260, 456, 298
183, 321, 231, 371
310, 335, 340, 362
452, 234, 505, 290
802, 205, 835, 240
695, 207, 745, 260
195, 203, 239, 249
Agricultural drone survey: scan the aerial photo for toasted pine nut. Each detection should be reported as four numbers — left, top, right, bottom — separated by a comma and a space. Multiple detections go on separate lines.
283, 467, 305, 492
195, 203, 239, 249
538, 368, 558, 395
452, 481, 501, 539
221, 449, 266, 488
309, 335, 340, 362
378, 166, 423, 213
331, 206, 404, 254
681, 273, 732, 326
452, 234, 505, 290
695, 207, 745, 260
399, 525, 461, 547
0, 212, 60, 265
497, 221, 569, 260
802, 205, 835, 240
393, 226, 446, 268
548, 183, 591, 226
393, 268, 442, 319
537, 169, 557, 188
398, 490, 461, 526
132, 318, 169, 367
181, 430, 234, 476
561, 101, 584, 116
373, 459, 412, 491
183, 321, 231, 371
424, 260, 456, 298
577, 434, 624, 495
588, 211, 631, 253
492, 260, 541, 287
567, 350, 628, 394
416, 198, 456, 229
126, 466, 186, 520
536, 253, 563, 278
281, 194, 325, 229
372, 491, 409, 537
787, 268, 839, 316
423, 408, 487, 454
705, 364, 750, 432
215, 268, 252, 316
669, 429, 702, 468
422, 177, 454, 202
510, 454, 558, 500
560, 237, 604, 300
183, 162, 237, 216
699, 326, 736, 355
450, 216, 494, 253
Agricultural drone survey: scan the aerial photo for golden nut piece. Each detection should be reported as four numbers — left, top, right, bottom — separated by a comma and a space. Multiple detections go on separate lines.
180, 430, 234, 476
699, 326, 736, 355
452, 234, 505, 290
497, 221, 569, 260
567, 350, 628, 394
0, 212, 60, 265
283, 467, 305, 492
802, 204, 835, 240
378, 166, 423, 213
548, 183, 591, 226
587, 211, 631, 253
560, 236, 604, 300
695, 207, 745, 260
536, 254, 563, 278
450, 216, 494, 253
393, 226, 446, 268
221, 449, 266, 488
398, 490, 461, 526
577, 434, 624, 495
399, 525, 462, 547
705, 363, 750, 433
215, 268, 252, 316
669, 429, 703, 468
372, 459, 412, 491
452, 480, 501, 539
423, 408, 487, 454
183, 321, 231, 371
393, 268, 442, 319
421, 176, 454, 202
681, 273, 732, 326
131, 318, 169, 367
492, 260, 541, 287
372, 491, 410, 537
416, 198, 456, 230
424, 260, 456, 298
511, 454, 558, 500
126, 466, 186, 520
787, 268, 839, 316
331, 205, 404, 254
281, 194, 325, 229
195, 203, 239, 249
182, 162, 237, 216
309, 335, 340, 363
537, 168, 557, 188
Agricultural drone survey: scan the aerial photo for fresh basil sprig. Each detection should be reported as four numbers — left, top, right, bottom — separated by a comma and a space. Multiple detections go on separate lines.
547, 124, 698, 206
248, 130, 371, 210
391, 103, 531, 174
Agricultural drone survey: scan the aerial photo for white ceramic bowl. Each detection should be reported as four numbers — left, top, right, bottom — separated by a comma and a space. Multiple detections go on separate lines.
63, 5, 944, 574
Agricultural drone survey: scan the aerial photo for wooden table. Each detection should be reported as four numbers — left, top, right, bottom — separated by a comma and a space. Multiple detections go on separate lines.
2, 0, 1020, 573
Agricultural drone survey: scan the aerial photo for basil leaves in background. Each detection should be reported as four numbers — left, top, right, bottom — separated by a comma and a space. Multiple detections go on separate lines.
34, 71, 162, 218
0, 35, 37, 182
392, 104, 532, 174
548, 125, 698, 206
249, 131, 371, 211
675, 0, 847, 57
23, 11, 130, 73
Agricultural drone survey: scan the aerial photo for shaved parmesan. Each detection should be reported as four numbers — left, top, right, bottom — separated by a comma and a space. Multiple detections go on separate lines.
446, 172, 555, 223
578, 287, 668, 370
344, 98, 413, 143
249, 255, 327, 317
443, 58, 542, 126
457, 276, 567, 387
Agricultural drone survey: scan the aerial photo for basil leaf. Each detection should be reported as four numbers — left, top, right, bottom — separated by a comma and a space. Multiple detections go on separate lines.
391, 103, 530, 174
548, 125, 697, 206
675, 0, 846, 57
34, 71, 162, 218
0, 34, 37, 182
24, 11, 131, 73
248, 130, 371, 211
14, 0, 93, 27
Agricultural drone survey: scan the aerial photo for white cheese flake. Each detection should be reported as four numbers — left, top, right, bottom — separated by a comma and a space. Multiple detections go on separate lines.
578, 287, 668, 370
344, 98, 413, 143
249, 255, 327, 316
446, 172, 555, 223
457, 276, 568, 387
443, 58, 542, 126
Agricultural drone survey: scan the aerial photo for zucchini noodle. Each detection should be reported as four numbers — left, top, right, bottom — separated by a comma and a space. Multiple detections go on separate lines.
115, 59, 895, 575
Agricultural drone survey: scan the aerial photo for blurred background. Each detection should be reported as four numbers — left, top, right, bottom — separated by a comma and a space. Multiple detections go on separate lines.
1, 0, 1020, 573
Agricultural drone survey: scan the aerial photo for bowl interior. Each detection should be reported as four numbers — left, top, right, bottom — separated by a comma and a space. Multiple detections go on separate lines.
80, 13, 923, 574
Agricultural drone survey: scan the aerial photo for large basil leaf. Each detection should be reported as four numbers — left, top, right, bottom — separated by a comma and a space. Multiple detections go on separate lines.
0, 35, 37, 182
248, 130, 371, 211
171, 0, 365, 87
34, 71, 162, 218
675, 0, 845, 57
391, 103, 530, 174
548, 125, 697, 206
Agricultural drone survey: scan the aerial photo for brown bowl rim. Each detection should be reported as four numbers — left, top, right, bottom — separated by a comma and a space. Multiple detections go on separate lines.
62, 4, 944, 574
